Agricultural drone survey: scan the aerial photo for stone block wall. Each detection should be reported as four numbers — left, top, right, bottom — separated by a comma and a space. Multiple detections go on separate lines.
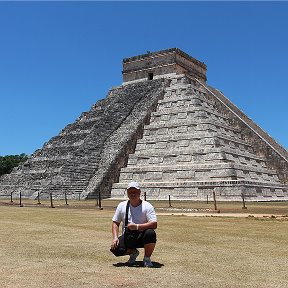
123, 48, 207, 83
206, 85, 288, 184
0, 78, 169, 199
111, 74, 288, 200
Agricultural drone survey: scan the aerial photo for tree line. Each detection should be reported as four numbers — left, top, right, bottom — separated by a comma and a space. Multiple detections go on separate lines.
0, 154, 28, 176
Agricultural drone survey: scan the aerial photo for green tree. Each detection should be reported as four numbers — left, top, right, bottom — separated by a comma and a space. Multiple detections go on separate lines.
0, 153, 28, 176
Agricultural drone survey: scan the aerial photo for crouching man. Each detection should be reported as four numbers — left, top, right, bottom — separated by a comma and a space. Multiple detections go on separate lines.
110, 181, 157, 267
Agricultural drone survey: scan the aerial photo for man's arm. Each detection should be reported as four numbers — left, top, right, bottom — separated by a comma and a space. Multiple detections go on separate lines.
111, 221, 120, 250
127, 221, 157, 231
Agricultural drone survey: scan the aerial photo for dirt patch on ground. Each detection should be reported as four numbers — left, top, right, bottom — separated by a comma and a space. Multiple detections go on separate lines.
157, 211, 288, 220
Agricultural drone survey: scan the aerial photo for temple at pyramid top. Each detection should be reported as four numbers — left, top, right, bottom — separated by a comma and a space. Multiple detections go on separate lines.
122, 48, 207, 83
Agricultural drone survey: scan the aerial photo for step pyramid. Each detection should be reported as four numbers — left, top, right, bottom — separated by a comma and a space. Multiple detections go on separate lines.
1, 48, 287, 201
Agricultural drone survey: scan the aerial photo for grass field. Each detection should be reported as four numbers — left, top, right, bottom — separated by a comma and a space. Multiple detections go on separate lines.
0, 200, 288, 288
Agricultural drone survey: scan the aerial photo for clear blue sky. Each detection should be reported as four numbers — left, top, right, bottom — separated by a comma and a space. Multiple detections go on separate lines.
0, 1, 287, 156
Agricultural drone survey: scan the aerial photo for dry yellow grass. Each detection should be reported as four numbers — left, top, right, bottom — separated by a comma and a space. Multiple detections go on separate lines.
0, 202, 288, 288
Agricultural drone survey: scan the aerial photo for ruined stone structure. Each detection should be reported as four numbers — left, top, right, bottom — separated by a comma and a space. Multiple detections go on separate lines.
1, 48, 287, 201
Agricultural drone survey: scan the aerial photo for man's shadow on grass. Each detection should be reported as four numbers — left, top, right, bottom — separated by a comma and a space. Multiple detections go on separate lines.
113, 260, 164, 268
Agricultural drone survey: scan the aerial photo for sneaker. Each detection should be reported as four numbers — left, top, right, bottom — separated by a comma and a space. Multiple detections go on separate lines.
127, 249, 139, 265
143, 256, 153, 268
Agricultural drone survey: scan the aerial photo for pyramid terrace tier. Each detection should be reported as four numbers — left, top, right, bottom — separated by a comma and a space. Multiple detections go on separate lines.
151, 107, 231, 127
33, 145, 81, 158
0, 169, 59, 196
60, 119, 101, 134
158, 91, 226, 113
143, 121, 241, 140
118, 162, 280, 182
18, 157, 72, 170
139, 130, 250, 153
160, 84, 207, 99
111, 180, 288, 201
155, 97, 231, 123
127, 146, 267, 165
41, 132, 90, 148
137, 133, 255, 154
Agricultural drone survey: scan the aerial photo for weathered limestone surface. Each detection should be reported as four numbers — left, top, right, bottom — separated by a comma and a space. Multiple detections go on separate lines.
123, 48, 207, 83
208, 86, 288, 184
0, 79, 168, 199
1, 48, 287, 201
111, 74, 288, 200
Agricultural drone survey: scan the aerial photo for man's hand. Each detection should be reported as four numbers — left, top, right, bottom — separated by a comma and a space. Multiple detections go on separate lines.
111, 221, 120, 250
127, 222, 138, 231
111, 238, 119, 250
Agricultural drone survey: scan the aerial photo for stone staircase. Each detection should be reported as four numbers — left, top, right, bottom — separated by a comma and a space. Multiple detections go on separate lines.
0, 79, 168, 199
111, 75, 288, 200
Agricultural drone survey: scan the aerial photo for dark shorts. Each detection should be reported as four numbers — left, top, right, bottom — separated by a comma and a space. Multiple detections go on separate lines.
111, 229, 157, 257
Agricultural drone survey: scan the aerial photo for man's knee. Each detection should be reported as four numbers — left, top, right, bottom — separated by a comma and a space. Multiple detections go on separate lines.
110, 235, 127, 256
143, 229, 157, 244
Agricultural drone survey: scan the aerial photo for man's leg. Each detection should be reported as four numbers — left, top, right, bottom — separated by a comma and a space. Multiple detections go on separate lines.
144, 242, 156, 257
110, 235, 127, 257
142, 229, 157, 267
